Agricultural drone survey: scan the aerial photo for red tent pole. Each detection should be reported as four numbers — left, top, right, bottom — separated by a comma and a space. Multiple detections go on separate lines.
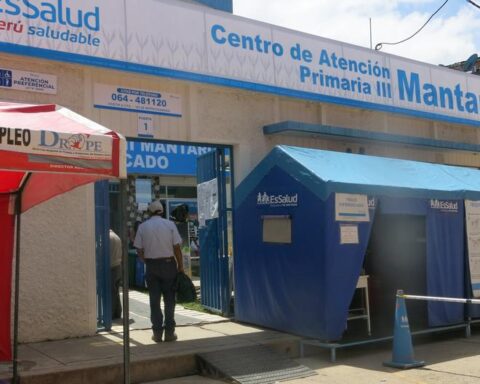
0, 192, 15, 363
12, 173, 31, 384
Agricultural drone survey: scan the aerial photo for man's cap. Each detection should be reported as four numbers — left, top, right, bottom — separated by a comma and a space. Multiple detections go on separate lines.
149, 200, 164, 214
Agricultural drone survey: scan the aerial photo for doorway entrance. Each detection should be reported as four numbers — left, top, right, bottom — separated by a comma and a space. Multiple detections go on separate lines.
97, 139, 234, 328
365, 214, 427, 336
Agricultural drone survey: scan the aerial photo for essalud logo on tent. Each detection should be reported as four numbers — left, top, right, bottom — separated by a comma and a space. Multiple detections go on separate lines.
430, 199, 458, 213
256, 192, 298, 207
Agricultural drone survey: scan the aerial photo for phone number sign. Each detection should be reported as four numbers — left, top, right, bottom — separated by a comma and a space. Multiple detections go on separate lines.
93, 84, 182, 117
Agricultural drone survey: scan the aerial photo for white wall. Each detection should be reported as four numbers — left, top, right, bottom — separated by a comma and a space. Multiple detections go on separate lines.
19, 185, 96, 342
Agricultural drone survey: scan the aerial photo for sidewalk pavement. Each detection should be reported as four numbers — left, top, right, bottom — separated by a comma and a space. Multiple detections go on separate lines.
0, 318, 299, 384
296, 330, 480, 384
1, 318, 480, 384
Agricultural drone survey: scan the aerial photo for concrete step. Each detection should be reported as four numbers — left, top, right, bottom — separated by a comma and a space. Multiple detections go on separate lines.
143, 375, 223, 383
2, 322, 300, 384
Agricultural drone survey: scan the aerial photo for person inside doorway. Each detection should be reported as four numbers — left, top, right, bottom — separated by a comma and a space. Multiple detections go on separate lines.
109, 229, 123, 320
134, 200, 184, 342
127, 220, 141, 252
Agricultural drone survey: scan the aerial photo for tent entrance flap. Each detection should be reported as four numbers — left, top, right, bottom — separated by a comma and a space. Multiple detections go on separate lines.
365, 214, 428, 337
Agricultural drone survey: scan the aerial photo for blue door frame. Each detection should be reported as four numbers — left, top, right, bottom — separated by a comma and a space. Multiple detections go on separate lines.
95, 180, 112, 330
197, 148, 232, 315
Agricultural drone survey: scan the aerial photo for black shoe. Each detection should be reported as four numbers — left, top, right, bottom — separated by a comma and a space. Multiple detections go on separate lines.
151, 332, 163, 343
164, 332, 177, 342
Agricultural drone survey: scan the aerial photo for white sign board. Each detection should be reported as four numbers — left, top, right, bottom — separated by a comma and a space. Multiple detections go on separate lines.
0, 129, 112, 160
93, 84, 182, 117
340, 224, 359, 245
465, 200, 480, 298
197, 178, 218, 227
335, 193, 369, 222
0, 68, 57, 94
0, 1, 479, 125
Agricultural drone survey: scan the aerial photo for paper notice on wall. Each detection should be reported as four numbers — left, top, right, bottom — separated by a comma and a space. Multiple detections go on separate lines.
138, 203, 149, 212
465, 200, 480, 298
197, 178, 218, 227
137, 114, 154, 137
335, 193, 369, 222
340, 224, 359, 245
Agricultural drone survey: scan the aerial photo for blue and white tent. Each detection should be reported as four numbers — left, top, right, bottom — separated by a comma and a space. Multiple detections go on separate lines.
234, 145, 480, 341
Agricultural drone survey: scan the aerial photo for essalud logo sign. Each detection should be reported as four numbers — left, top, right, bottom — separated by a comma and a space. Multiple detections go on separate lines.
0, 0, 101, 47
256, 191, 298, 207
430, 199, 458, 213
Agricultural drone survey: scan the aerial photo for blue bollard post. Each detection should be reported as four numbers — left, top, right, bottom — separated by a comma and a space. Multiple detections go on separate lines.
383, 290, 425, 369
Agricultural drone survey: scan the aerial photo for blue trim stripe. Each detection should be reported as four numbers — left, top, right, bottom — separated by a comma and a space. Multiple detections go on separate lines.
263, 121, 480, 152
2, 42, 480, 127
195, 0, 233, 12
472, 283, 480, 289
93, 104, 182, 118
338, 213, 368, 217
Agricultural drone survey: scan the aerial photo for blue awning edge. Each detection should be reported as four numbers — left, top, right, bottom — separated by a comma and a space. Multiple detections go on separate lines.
235, 145, 480, 208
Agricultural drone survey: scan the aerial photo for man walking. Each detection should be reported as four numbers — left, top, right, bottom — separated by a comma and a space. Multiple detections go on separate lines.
134, 200, 184, 342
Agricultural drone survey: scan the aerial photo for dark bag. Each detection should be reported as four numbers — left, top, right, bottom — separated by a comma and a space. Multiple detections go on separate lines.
175, 272, 197, 303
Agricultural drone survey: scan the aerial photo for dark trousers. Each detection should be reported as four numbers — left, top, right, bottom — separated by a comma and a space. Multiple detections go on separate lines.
145, 258, 177, 334
111, 265, 122, 319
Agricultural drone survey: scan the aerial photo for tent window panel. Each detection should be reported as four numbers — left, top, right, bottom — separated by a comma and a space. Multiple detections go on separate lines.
262, 215, 291, 244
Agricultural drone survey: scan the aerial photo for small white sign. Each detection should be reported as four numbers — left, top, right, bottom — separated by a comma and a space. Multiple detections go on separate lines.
335, 193, 370, 222
94, 84, 182, 117
137, 114, 154, 137
340, 224, 359, 245
138, 202, 149, 212
197, 178, 218, 227
0, 68, 57, 94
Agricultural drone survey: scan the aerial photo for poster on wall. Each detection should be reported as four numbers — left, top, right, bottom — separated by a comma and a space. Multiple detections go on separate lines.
465, 200, 480, 297
93, 84, 182, 117
135, 178, 152, 212
197, 178, 218, 227
335, 193, 369, 222
0, 68, 57, 94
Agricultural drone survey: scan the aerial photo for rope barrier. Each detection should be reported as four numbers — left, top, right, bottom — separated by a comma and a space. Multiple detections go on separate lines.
398, 293, 480, 305
382, 289, 480, 369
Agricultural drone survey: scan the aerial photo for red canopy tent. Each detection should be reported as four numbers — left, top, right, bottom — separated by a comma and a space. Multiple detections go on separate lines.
0, 102, 126, 376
